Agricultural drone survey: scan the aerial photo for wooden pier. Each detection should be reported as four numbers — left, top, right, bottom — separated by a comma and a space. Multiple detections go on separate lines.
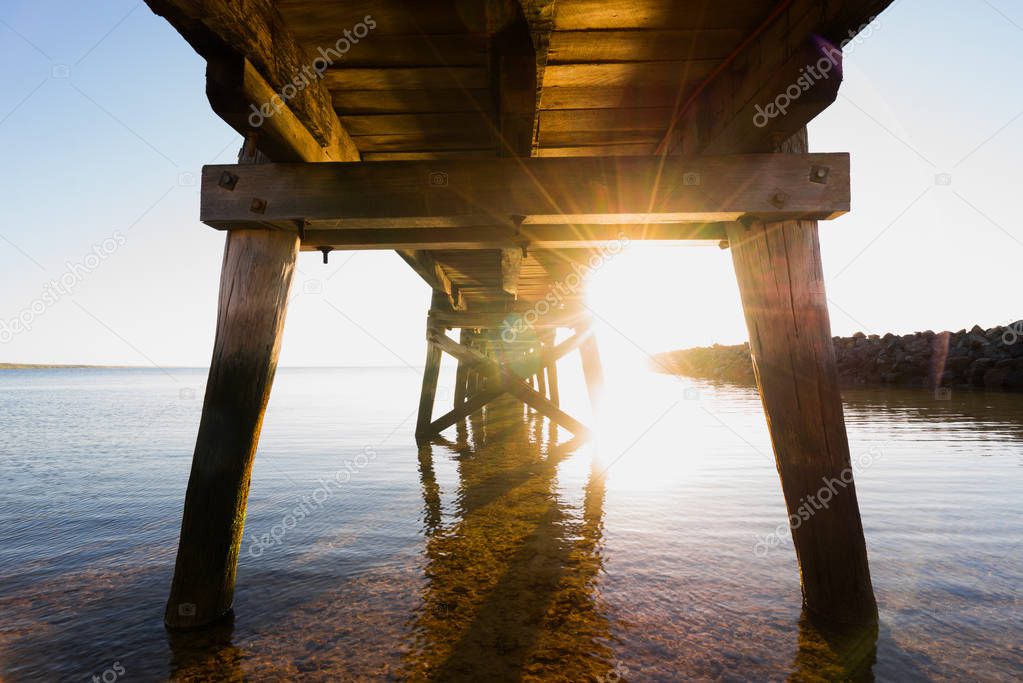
147, 0, 891, 631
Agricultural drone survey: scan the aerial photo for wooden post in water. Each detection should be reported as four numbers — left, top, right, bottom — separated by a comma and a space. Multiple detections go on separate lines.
416, 298, 447, 438
579, 330, 604, 411
453, 329, 472, 407
725, 129, 876, 627
165, 228, 299, 629
542, 330, 560, 407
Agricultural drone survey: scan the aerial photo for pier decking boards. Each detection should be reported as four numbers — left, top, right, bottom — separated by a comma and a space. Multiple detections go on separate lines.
146, 0, 893, 633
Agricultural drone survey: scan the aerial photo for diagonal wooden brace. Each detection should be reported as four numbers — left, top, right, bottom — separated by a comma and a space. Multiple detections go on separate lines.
425, 327, 593, 438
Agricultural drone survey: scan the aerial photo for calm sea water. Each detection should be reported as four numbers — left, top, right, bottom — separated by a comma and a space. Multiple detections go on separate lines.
0, 366, 1021, 681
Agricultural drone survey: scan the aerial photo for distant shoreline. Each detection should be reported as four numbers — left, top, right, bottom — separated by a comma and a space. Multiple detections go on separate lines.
0, 364, 424, 370
0, 363, 117, 370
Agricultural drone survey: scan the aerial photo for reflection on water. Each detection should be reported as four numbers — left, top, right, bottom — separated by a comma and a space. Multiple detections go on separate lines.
0, 368, 1021, 681
408, 400, 611, 680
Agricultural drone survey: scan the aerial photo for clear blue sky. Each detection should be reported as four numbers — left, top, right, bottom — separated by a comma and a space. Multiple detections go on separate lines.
0, 0, 1020, 367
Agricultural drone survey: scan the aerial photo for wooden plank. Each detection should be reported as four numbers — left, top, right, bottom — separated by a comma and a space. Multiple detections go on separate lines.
206, 55, 359, 163
671, 0, 895, 155
500, 248, 523, 297
339, 112, 494, 137
516, 0, 556, 154
544, 61, 715, 88
536, 143, 657, 157
323, 67, 489, 91
200, 154, 851, 229
297, 33, 489, 68
350, 131, 496, 152
537, 129, 662, 147
362, 150, 497, 161
539, 107, 672, 132
540, 86, 679, 110
277, 0, 492, 36
552, 0, 769, 30
301, 223, 728, 250
144, 0, 343, 148
396, 250, 465, 310
333, 89, 492, 115
548, 29, 744, 62
726, 129, 876, 626
165, 228, 299, 628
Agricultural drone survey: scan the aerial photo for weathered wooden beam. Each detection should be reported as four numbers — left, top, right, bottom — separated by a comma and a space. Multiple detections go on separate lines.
726, 130, 876, 626
200, 154, 851, 230
416, 340, 444, 437
541, 330, 559, 407
144, 0, 348, 152
500, 247, 524, 297
515, 0, 556, 154
669, 0, 893, 155
428, 306, 588, 332
396, 250, 465, 311
453, 329, 474, 406
165, 228, 299, 628
506, 378, 591, 439
206, 55, 358, 163
302, 223, 727, 251
428, 387, 505, 435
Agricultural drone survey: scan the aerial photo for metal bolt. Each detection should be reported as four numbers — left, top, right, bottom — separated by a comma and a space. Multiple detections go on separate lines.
809, 165, 830, 184
319, 246, 332, 264
770, 192, 788, 208
250, 198, 267, 214
218, 171, 239, 190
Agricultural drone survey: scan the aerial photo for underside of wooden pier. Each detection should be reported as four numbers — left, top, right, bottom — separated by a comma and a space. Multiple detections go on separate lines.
147, 0, 892, 634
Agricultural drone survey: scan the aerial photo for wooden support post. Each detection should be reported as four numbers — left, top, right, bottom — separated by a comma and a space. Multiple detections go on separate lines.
725, 134, 876, 626
536, 364, 547, 398
416, 338, 443, 438
165, 228, 299, 629
578, 332, 604, 410
453, 329, 472, 406
416, 294, 448, 437
542, 331, 560, 407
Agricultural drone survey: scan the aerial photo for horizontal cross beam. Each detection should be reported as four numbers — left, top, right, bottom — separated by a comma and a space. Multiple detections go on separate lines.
299, 223, 728, 250
428, 306, 589, 331
200, 154, 850, 234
